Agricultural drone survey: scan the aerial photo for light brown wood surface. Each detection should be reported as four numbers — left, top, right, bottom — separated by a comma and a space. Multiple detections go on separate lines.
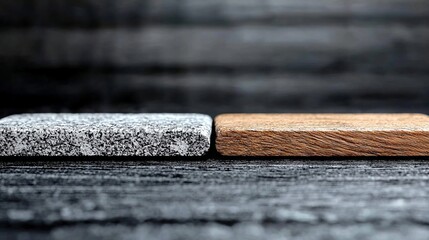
215, 114, 429, 156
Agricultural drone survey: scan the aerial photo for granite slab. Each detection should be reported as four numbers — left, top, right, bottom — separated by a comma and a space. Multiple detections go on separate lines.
0, 113, 212, 156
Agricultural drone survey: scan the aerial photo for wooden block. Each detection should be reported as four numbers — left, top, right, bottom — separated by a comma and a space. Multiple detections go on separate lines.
215, 114, 429, 156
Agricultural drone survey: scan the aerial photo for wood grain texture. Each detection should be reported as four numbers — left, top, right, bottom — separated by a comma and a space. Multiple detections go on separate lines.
1, 25, 429, 72
1, 0, 428, 27
1, 159, 429, 240
2, 73, 429, 118
215, 114, 429, 156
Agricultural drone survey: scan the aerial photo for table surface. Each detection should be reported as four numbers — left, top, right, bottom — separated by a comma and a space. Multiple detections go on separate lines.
1, 158, 429, 240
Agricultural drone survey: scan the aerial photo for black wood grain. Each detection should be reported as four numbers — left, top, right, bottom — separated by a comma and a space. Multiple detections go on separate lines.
1, 159, 429, 239
1, 26, 428, 73
1, 0, 429, 28
1, 73, 428, 117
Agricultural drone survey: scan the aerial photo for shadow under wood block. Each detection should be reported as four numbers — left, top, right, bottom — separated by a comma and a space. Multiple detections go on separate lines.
0, 113, 212, 156
215, 114, 429, 157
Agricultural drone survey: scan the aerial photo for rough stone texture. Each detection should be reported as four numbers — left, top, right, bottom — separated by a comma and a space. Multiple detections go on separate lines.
216, 114, 429, 156
0, 113, 212, 156
1, 159, 429, 239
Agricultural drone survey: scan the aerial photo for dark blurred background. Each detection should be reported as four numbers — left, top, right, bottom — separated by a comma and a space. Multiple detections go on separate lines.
0, 0, 428, 118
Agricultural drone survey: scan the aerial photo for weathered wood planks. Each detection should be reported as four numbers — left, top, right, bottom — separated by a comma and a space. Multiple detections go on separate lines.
2, 73, 429, 117
1, 26, 429, 72
2, 159, 429, 240
215, 114, 429, 156
1, 0, 428, 27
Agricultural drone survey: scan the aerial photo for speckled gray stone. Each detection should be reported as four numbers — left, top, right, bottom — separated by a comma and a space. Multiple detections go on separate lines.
0, 113, 212, 156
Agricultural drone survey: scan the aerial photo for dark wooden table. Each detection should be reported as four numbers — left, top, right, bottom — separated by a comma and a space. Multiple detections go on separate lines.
1, 158, 429, 239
